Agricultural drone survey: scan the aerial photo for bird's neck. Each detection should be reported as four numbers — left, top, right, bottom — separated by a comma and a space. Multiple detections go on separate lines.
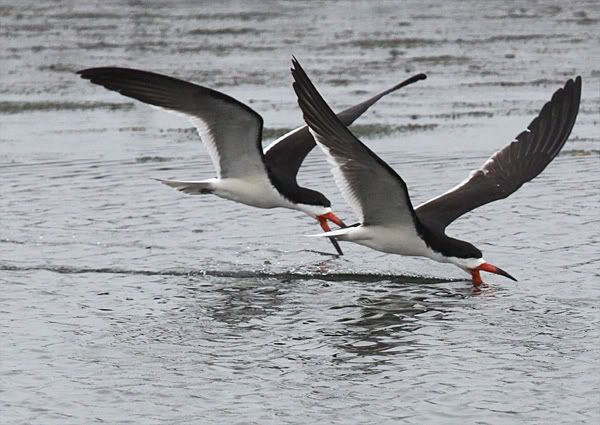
418, 223, 483, 268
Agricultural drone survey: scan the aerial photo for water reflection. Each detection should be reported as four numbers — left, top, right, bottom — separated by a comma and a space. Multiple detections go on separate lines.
329, 283, 477, 360
204, 279, 285, 327
2, 0, 598, 422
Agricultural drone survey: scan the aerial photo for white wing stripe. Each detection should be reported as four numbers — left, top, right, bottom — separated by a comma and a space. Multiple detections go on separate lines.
314, 135, 365, 222
190, 118, 222, 178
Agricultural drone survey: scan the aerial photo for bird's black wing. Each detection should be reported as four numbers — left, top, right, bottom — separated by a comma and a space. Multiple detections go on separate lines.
416, 76, 582, 232
78, 67, 266, 179
291, 58, 419, 228
264, 73, 426, 186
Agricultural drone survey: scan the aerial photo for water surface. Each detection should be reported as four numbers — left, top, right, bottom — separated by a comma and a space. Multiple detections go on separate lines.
1, 1, 599, 424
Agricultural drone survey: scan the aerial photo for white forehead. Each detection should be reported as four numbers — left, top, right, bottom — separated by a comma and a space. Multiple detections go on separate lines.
424, 249, 485, 270
295, 204, 332, 218
451, 257, 486, 270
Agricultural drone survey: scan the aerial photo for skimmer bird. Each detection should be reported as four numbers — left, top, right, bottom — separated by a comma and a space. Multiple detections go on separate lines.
291, 57, 581, 284
78, 67, 426, 255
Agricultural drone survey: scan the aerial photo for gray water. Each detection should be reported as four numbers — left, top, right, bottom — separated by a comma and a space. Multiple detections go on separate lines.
1, 1, 599, 424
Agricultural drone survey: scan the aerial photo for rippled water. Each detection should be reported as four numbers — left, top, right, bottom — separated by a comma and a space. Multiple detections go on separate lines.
1, 1, 599, 423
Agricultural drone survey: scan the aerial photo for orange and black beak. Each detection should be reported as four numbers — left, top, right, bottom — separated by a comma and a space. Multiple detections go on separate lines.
317, 212, 346, 255
470, 262, 517, 286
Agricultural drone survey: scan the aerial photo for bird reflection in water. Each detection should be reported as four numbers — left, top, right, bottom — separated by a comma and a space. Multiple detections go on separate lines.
328, 282, 497, 365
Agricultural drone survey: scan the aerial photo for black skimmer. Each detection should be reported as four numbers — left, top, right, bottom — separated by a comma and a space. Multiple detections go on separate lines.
78, 67, 426, 255
291, 57, 581, 285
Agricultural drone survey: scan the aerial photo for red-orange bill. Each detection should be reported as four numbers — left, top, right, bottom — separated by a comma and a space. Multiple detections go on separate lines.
476, 262, 518, 282
317, 213, 345, 255
318, 212, 346, 228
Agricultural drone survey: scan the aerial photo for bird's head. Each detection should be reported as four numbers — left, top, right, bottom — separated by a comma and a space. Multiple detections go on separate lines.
442, 240, 517, 286
296, 205, 345, 227
290, 189, 346, 227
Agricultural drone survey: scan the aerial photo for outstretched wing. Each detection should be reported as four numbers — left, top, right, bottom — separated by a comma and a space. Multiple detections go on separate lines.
416, 76, 582, 232
78, 67, 266, 179
291, 58, 419, 228
264, 73, 426, 187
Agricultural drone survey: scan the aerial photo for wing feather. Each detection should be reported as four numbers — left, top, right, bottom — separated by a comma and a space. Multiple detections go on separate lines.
263, 73, 426, 187
291, 58, 419, 228
78, 67, 266, 179
416, 76, 581, 231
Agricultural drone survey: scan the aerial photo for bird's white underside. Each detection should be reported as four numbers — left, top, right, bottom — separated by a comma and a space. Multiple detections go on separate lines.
206, 176, 289, 208
310, 137, 487, 268
213, 176, 332, 217
310, 224, 486, 269
154, 111, 329, 218
163, 176, 330, 218
213, 175, 331, 218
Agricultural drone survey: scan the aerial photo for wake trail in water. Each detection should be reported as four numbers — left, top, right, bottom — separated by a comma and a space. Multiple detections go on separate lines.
0, 263, 457, 284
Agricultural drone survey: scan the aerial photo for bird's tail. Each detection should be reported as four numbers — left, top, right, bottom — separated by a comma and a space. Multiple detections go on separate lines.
155, 179, 214, 195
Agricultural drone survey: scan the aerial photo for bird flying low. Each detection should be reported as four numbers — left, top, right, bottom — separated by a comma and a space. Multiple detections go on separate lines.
78, 67, 426, 255
291, 57, 581, 285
